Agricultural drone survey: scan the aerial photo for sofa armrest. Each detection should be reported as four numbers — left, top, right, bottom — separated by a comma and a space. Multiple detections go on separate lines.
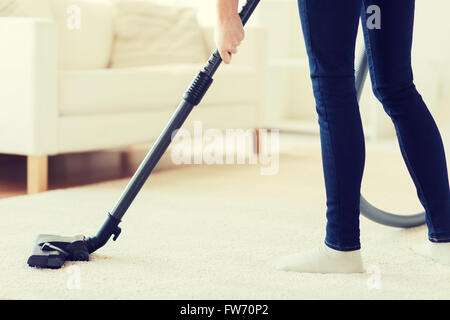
0, 18, 58, 156
201, 25, 267, 70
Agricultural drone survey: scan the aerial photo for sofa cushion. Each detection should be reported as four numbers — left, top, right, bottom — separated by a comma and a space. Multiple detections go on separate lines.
58, 64, 259, 116
0, 0, 53, 17
49, 0, 114, 70
110, 0, 208, 68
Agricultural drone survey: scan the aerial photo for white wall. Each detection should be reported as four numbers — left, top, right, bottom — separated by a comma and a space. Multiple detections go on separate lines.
413, 0, 450, 127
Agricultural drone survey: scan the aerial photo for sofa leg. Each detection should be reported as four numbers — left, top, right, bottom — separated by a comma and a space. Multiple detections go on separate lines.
254, 128, 261, 156
120, 148, 133, 175
27, 155, 48, 194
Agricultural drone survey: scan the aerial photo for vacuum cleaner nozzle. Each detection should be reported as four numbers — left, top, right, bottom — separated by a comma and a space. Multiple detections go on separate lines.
27, 234, 90, 269
27, 214, 122, 269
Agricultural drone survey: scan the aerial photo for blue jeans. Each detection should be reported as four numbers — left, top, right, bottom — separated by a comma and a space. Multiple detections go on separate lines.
297, 0, 450, 251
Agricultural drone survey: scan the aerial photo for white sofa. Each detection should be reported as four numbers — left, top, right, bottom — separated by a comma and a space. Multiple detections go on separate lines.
0, 12, 266, 193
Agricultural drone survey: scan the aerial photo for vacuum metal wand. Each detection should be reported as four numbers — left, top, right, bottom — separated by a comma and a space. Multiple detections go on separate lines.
85, 0, 261, 253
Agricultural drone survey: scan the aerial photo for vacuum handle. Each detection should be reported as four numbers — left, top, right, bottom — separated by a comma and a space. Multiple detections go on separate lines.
184, 0, 261, 106
203, 0, 261, 76
107, 0, 261, 225
240, 0, 261, 26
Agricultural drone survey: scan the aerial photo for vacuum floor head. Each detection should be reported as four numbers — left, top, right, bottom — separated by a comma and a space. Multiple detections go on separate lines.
27, 214, 122, 269
27, 234, 90, 269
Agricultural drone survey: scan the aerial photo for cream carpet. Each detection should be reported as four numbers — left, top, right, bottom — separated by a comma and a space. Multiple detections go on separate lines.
1, 147, 449, 300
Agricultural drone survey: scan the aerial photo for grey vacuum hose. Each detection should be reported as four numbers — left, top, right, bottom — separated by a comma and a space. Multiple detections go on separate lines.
355, 48, 426, 228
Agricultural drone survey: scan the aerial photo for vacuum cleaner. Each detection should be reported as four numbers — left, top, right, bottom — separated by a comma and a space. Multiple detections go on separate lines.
27, 0, 426, 269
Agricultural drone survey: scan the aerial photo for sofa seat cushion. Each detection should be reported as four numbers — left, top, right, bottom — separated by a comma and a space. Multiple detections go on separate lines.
58, 64, 259, 116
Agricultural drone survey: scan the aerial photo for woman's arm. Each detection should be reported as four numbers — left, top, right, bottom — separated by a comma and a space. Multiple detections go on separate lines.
215, 0, 245, 64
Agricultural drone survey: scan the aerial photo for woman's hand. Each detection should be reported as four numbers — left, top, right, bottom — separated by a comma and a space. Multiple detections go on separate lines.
215, 2, 244, 64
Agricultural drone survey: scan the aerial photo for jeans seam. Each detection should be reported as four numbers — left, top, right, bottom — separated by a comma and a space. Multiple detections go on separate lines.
361, 1, 379, 99
303, 0, 344, 244
429, 232, 450, 241
430, 237, 450, 241
395, 121, 435, 231
325, 240, 360, 251
360, 0, 435, 232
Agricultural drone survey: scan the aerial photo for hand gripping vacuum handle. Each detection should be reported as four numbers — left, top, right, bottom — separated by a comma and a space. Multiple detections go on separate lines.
85, 0, 261, 254
184, 0, 261, 105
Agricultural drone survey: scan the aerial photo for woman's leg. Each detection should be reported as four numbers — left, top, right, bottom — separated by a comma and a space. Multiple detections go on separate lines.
300, 0, 366, 251
275, 0, 365, 273
361, 0, 450, 241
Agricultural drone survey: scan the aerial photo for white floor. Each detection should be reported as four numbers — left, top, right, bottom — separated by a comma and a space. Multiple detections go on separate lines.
1, 143, 449, 299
